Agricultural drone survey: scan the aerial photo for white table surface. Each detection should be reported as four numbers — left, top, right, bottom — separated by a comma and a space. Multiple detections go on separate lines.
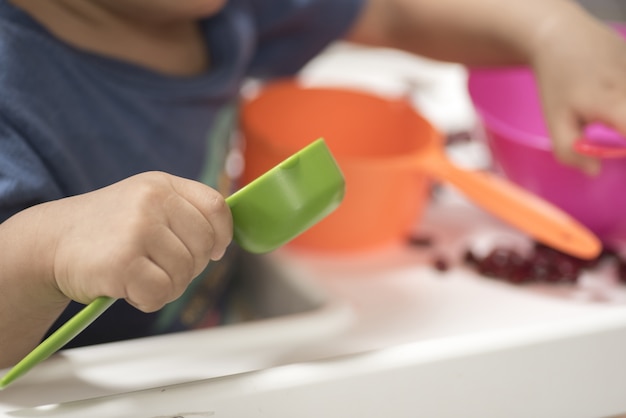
3, 190, 626, 417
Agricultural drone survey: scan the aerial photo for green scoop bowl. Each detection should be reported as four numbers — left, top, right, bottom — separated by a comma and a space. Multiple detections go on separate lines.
0, 138, 345, 390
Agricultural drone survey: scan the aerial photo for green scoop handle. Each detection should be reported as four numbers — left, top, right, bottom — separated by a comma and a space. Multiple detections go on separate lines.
0, 138, 345, 390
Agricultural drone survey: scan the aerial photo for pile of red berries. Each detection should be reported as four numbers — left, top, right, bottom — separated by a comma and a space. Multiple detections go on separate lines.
465, 243, 606, 285
409, 235, 626, 285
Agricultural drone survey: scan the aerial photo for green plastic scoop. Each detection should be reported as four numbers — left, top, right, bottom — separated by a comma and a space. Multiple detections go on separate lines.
0, 138, 345, 390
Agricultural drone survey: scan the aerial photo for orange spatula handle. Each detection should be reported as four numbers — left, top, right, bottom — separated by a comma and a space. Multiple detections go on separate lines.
422, 160, 601, 259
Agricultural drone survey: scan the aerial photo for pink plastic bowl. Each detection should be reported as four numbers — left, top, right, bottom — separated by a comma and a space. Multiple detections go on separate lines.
468, 26, 626, 245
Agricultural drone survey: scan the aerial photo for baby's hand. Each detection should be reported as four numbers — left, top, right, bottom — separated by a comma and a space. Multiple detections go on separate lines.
49, 172, 233, 312
531, 12, 626, 174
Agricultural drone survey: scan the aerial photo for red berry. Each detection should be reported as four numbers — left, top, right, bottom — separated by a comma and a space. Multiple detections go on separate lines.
408, 235, 434, 248
618, 257, 626, 284
463, 249, 478, 266
433, 256, 449, 272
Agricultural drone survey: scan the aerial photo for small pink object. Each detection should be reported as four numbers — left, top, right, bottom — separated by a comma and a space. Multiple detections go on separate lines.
574, 124, 626, 159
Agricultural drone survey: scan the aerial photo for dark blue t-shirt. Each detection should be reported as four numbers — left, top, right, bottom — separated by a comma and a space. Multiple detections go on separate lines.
0, 0, 364, 345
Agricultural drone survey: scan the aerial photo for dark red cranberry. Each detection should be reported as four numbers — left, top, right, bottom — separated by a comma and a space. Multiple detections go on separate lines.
477, 247, 529, 282
528, 262, 552, 282
408, 235, 434, 248
535, 241, 603, 271
554, 258, 581, 283
433, 256, 449, 272
617, 257, 626, 284
526, 250, 555, 282
507, 264, 531, 284
502, 251, 530, 284
533, 243, 561, 263
463, 249, 478, 266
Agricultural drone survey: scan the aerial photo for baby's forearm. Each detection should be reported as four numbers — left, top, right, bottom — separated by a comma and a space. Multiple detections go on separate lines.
348, 0, 591, 67
0, 203, 69, 368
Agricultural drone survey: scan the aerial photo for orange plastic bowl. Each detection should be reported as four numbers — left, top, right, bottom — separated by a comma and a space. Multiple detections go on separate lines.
240, 80, 441, 253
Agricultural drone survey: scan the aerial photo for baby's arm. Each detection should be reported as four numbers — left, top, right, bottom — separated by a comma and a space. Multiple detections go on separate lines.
348, 0, 626, 173
0, 171, 232, 368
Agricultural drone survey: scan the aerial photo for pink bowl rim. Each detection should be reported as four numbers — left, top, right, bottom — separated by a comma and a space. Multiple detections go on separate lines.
471, 100, 553, 152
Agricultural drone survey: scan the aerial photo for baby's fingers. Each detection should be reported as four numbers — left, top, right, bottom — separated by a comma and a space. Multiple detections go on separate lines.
161, 193, 219, 279
569, 90, 626, 167
167, 176, 233, 261
548, 109, 600, 176
123, 257, 178, 312
595, 99, 626, 149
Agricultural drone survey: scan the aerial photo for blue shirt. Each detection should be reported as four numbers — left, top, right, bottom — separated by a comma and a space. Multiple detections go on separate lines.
0, 0, 364, 345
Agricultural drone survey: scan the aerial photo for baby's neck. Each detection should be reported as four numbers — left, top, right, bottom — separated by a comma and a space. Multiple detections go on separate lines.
10, 0, 210, 76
